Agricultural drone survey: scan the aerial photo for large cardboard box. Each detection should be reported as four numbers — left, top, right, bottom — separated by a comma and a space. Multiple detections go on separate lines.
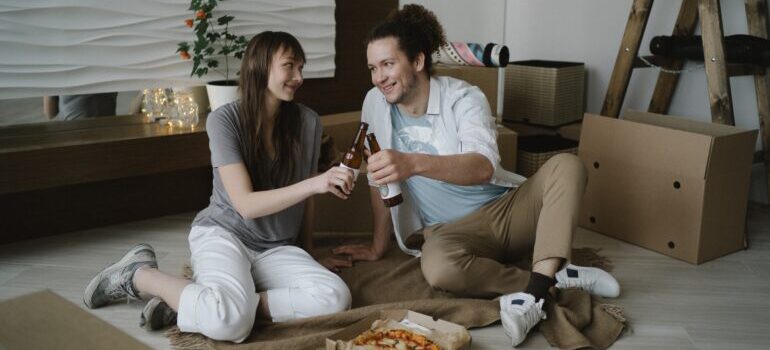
326, 309, 471, 350
316, 111, 518, 232
578, 112, 757, 264
316, 111, 372, 233
434, 64, 500, 119
0, 290, 152, 350
497, 124, 518, 172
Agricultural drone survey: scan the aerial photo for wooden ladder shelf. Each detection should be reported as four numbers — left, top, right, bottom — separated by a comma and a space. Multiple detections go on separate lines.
602, 0, 770, 200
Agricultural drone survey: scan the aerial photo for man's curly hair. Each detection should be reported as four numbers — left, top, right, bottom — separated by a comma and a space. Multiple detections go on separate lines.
366, 4, 447, 76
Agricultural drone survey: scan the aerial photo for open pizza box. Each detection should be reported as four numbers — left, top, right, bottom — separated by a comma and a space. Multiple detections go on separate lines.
326, 309, 471, 350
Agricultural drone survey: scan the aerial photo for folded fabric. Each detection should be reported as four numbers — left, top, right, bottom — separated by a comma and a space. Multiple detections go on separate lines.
434, 42, 510, 67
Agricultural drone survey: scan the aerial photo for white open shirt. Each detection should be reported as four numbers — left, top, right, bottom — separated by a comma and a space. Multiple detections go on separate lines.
361, 76, 527, 257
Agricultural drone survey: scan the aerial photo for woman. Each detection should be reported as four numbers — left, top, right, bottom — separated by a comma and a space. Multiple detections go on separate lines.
83, 31, 355, 342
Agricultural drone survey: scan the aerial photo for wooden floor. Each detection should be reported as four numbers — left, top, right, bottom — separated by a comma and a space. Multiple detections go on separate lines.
1, 205, 770, 349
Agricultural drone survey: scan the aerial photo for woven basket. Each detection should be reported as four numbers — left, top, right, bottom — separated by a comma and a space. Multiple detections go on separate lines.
517, 134, 578, 177
503, 60, 585, 126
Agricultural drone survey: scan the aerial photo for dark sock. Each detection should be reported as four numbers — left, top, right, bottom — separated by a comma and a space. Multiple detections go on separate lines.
524, 272, 556, 302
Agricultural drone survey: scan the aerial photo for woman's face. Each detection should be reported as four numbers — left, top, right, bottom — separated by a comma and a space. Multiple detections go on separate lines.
266, 46, 304, 103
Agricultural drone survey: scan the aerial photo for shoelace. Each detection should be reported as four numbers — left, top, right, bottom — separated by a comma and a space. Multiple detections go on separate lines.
105, 267, 140, 303
560, 276, 595, 290
520, 300, 546, 328
506, 299, 546, 330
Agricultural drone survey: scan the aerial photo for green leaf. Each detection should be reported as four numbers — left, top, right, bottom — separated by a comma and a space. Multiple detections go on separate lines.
217, 15, 234, 25
206, 32, 219, 41
197, 21, 208, 34
191, 59, 200, 77
194, 39, 208, 52
194, 67, 208, 78
206, 60, 219, 68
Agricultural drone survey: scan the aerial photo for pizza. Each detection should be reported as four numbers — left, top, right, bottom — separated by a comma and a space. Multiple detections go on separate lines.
352, 327, 441, 350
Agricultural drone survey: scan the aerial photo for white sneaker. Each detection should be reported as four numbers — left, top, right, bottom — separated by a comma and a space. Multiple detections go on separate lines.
555, 264, 620, 298
500, 292, 546, 347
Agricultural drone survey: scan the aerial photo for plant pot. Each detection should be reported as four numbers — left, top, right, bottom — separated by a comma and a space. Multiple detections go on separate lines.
206, 80, 239, 111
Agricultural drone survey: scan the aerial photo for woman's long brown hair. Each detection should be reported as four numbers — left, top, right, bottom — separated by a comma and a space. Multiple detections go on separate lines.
238, 31, 306, 190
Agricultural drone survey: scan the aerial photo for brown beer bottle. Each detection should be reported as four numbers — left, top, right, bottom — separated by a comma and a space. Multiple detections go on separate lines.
366, 133, 403, 207
340, 122, 368, 181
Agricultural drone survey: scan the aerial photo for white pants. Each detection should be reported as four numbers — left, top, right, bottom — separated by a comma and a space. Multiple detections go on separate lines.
177, 226, 352, 342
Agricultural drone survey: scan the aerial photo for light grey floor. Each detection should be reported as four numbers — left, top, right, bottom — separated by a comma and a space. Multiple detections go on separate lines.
1, 204, 770, 349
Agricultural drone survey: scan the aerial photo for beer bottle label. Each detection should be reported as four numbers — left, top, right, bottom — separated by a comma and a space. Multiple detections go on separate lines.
367, 173, 401, 199
380, 182, 402, 200
339, 163, 360, 180
378, 184, 389, 197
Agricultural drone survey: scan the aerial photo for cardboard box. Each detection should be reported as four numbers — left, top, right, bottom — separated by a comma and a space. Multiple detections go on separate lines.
0, 290, 152, 350
503, 60, 584, 126
578, 112, 758, 264
321, 110, 364, 150
316, 111, 373, 233
326, 309, 471, 350
316, 112, 519, 232
434, 64, 500, 119
497, 124, 518, 172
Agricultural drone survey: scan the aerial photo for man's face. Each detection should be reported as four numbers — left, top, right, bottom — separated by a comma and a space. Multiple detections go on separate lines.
367, 37, 421, 105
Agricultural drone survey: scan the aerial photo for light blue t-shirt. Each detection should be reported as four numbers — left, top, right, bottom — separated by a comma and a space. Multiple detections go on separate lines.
391, 105, 508, 226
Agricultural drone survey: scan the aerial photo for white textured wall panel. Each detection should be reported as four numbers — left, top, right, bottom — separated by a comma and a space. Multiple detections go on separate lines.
0, 0, 336, 99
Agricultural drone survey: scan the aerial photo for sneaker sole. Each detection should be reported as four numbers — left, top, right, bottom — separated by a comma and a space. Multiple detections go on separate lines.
83, 243, 155, 309
500, 311, 526, 347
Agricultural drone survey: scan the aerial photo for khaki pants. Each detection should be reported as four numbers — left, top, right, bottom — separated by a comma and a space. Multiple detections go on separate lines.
420, 153, 587, 298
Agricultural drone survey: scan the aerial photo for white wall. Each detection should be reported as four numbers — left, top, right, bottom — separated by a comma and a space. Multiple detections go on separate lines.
0, 0, 336, 99
404, 0, 506, 44
403, 0, 769, 203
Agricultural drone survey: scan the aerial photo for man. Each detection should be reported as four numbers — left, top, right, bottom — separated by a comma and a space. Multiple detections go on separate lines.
334, 4, 620, 347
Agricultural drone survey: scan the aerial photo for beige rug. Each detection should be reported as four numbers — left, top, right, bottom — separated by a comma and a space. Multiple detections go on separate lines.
167, 236, 625, 350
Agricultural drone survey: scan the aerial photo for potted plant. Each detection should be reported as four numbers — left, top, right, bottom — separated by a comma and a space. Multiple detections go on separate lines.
177, 0, 247, 110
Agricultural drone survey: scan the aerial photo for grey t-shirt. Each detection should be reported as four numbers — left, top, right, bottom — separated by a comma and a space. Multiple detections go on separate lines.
192, 101, 322, 252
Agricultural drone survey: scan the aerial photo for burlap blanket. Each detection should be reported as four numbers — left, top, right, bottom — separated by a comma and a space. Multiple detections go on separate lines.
167, 236, 626, 350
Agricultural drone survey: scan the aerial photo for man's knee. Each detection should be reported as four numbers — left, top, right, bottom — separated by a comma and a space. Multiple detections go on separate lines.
421, 241, 470, 293
545, 153, 587, 184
